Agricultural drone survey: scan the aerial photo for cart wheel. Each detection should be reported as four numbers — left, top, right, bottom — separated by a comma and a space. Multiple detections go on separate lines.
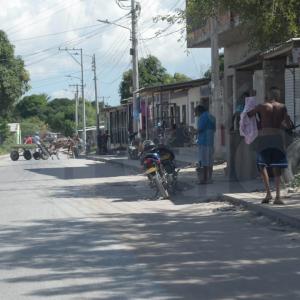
10, 150, 19, 161
23, 149, 32, 160
33, 152, 41, 160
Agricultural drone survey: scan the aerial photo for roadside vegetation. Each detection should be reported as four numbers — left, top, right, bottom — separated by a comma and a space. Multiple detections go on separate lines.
0, 29, 102, 154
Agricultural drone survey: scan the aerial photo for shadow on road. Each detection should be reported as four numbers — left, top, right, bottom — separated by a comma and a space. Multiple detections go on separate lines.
25, 162, 138, 180
0, 210, 299, 299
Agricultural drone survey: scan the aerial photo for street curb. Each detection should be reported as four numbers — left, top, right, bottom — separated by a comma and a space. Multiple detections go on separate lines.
222, 195, 300, 230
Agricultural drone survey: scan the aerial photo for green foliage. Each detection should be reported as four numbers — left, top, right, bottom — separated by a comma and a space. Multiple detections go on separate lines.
20, 116, 47, 139
0, 117, 9, 144
15, 94, 49, 119
291, 173, 300, 189
12, 94, 98, 138
46, 98, 76, 136
0, 134, 17, 154
164, 0, 300, 50
203, 53, 224, 79
119, 55, 191, 99
85, 101, 97, 127
0, 30, 30, 117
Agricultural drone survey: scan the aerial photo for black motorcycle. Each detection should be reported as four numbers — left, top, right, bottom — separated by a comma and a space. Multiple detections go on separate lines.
141, 141, 179, 199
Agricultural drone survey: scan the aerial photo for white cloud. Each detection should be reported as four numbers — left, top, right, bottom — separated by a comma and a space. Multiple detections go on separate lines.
0, 0, 211, 105
51, 89, 74, 100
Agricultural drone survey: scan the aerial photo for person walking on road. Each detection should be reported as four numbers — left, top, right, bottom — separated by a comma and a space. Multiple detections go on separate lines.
247, 87, 294, 205
195, 105, 216, 184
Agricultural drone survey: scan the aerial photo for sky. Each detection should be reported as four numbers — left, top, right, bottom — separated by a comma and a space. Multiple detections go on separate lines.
0, 0, 211, 106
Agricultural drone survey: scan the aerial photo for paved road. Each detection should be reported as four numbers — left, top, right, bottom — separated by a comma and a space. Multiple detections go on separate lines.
0, 156, 300, 300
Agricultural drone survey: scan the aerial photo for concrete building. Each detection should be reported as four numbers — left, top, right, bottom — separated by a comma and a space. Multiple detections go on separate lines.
104, 78, 219, 150
187, 4, 300, 180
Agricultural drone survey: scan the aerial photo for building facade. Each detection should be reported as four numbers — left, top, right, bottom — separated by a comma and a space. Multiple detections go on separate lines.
105, 79, 216, 150
186, 2, 300, 179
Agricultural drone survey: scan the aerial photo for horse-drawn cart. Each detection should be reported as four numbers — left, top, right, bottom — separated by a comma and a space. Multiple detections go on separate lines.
10, 144, 36, 161
10, 142, 51, 161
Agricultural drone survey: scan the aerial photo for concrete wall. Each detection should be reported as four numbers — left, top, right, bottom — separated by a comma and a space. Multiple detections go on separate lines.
263, 58, 286, 103
224, 41, 258, 179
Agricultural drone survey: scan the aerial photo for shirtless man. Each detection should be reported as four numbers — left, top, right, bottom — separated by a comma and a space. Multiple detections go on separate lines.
247, 87, 294, 205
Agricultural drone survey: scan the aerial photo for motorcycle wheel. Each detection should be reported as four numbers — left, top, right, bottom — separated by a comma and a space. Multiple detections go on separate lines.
154, 173, 169, 199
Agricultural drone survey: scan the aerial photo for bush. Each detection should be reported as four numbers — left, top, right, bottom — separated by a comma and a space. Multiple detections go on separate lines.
0, 134, 17, 155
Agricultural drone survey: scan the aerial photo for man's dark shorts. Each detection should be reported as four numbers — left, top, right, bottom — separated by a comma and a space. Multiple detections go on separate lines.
257, 148, 288, 169
255, 134, 288, 169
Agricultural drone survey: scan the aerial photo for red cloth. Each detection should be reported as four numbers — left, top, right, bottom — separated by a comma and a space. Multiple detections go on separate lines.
25, 136, 33, 144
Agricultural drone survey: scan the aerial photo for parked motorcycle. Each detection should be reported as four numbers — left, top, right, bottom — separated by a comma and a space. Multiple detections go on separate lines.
141, 140, 179, 199
128, 132, 139, 160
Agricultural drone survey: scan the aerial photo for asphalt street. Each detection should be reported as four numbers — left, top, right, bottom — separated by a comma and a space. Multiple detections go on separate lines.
0, 155, 300, 300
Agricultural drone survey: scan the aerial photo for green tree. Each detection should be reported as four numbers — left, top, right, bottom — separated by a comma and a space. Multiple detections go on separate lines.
119, 55, 191, 99
160, 0, 300, 50
15, 94, 49, 120
203, 53, 224, 79
45, 97, 97, 136
46, 98, 76, 136
0, 117, 9, 144
20, 116, 47, 139
0, 30, 30, 117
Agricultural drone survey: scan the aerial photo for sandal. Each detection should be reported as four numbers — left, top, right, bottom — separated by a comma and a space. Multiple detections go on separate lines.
261, 195, 272, 204
273, 198, 285, 205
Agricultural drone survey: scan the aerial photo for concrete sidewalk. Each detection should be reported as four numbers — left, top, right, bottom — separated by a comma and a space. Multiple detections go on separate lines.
86, 152, 300, 230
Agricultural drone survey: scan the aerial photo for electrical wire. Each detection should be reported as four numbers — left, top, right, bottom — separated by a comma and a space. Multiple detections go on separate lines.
12, 24, 105, 42
6, 0, 81, 36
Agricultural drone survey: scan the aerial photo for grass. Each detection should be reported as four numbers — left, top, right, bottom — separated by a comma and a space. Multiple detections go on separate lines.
0, 135, 18, 155
291, 173, 300, 189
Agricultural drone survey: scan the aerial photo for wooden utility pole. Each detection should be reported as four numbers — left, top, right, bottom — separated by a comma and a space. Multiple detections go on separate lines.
69, 84, 79, 133
92, 54, 100, 153
131, 0, 140, 134
59, 47, 86, 150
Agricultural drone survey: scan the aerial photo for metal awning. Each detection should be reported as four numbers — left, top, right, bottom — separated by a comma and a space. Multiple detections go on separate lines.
229, 52, 262, 71
263, 38, 300, 60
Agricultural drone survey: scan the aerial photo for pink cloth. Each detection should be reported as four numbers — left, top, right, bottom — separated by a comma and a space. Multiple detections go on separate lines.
239, 96, 258, 144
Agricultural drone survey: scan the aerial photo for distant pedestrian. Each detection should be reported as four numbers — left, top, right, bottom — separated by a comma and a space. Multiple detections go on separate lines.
195, 105, 216, 184
32, 132, 41, 145
102, 130, 110, 154
247, 87, 294, 205
97, 131, 103, 154
24, 135, 33, 144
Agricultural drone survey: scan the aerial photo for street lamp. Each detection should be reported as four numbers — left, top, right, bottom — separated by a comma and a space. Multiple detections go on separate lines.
97, 19, 131, 33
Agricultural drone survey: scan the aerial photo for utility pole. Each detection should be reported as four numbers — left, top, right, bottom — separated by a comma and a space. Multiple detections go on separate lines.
59, 47, 86, 151
210, 17, 221, 157
69, 84, 79, 133
131, 0, 140, 134
92, 54, 100, 153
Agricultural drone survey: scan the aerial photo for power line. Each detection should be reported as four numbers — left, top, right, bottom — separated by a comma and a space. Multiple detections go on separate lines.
12, 24, 105, 42
141, 27, 184, 41
6, 0, 82, 36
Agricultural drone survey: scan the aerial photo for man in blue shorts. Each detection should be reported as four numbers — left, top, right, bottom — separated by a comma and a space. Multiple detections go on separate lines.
247, 87, 294, 205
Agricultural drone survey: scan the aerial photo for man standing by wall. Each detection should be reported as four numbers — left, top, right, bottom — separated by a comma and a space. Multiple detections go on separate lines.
247, 87, 294, 205
195, 105, 216, 184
